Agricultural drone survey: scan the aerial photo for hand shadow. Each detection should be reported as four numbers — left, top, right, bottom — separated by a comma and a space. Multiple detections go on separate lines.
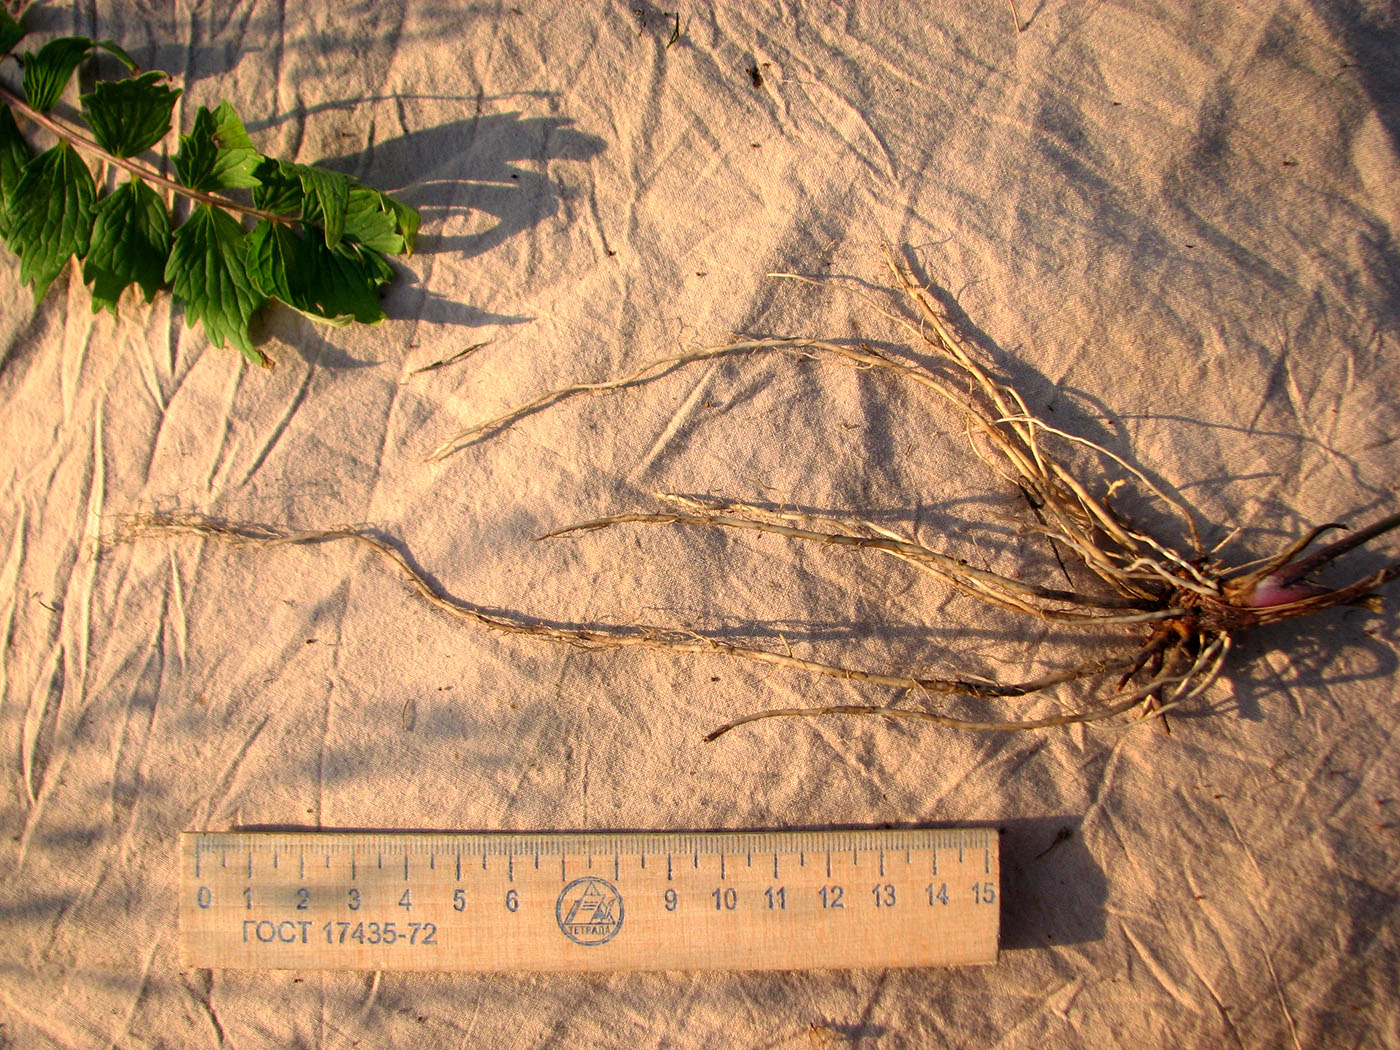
313, 103, 606, 329
323, 107, 605, 255
235, 93, 605, 334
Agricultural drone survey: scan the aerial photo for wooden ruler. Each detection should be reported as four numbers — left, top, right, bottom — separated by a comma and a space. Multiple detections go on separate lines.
180, 828, 998, 972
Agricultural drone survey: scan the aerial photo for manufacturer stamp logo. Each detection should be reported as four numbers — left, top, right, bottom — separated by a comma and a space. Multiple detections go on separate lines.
556, 877, 624, 946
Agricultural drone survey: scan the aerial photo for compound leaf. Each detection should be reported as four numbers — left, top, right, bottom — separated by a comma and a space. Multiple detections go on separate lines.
300, 163, 347, 248
246, 219, 390, 326
342, 186, 400, 254
1, 33, 416, 359
250, 157, 303, 216
301, 238, 392, 325
342, 184, 420, 255
83, 178, 170, 313
255, 160, 417, 255
0, 105, 33, 241
6, 141, 95, 301
81, 71, 181, 158
0, 9, 25, 58
173, 102, 263, 192
243, 218, 301, 309
21, 36, 93, 113
272, 161, 349, 248
166, 203, 267, 364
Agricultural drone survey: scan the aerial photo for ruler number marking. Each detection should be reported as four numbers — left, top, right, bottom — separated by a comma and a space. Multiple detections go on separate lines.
819, 885, 844, 909
712, 887, 737, 911
321, 920, 437, 946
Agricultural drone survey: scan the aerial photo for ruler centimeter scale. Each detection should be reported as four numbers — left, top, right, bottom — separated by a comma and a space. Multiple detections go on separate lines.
180, 828, 999, 972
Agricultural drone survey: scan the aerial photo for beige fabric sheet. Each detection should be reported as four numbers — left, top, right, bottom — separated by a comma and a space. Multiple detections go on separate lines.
2, 1, 1398, 1046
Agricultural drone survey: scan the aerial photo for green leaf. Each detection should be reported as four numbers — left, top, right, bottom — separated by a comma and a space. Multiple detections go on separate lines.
341, 186, 401, 254
246, 219, 391, 326
249, 158, 417, 256
83, 178, 170, 313
81, 72, 182, 158
21, 36, 93, 113
0, 9, 25, 58
299, 164, 347, 248
275, 161, 349, 248
250, 157, 303, 216
165, 203, 267, 364
244, 219, 302, 309
93, 39, 140, 73
0, 105, 33, 241
6, 141, 95, 301
341, 184, 421, 255
173, 102, 263, 192
302, 239, 391, 324
388, 196, 419, 256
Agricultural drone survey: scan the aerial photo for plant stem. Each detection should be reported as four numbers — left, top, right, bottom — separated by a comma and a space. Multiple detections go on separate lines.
0, 82, 289, 224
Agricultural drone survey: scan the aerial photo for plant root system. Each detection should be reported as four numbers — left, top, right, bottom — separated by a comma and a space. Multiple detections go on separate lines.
120, 254, 1400, 739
